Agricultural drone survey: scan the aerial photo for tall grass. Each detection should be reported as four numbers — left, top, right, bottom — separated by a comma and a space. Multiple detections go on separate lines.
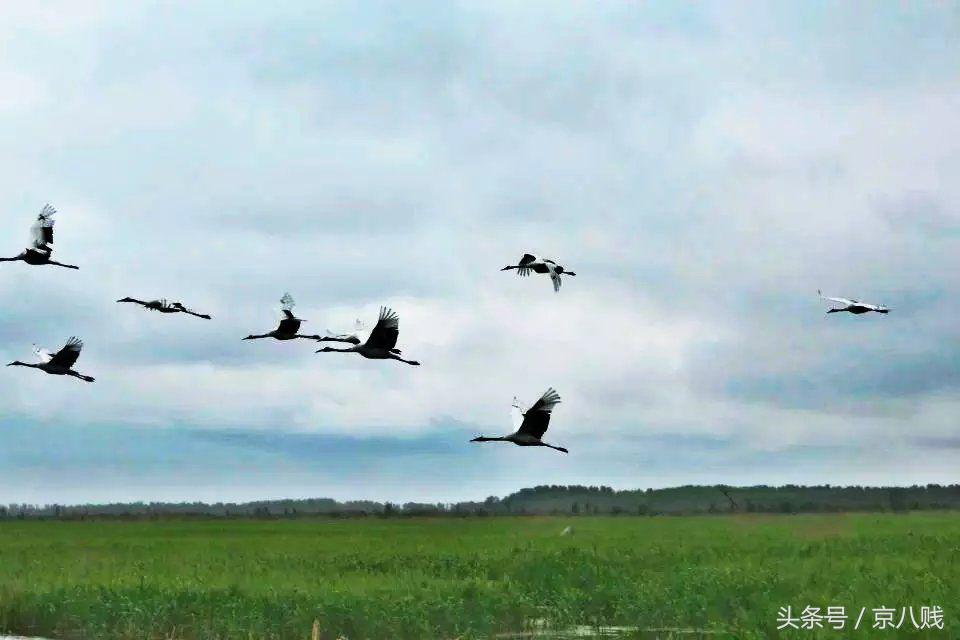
0, 514, 955, 639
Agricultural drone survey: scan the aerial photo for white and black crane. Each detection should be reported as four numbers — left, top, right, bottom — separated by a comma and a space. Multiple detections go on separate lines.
324, 318, 366, 345
471, 388, 568, 453
0, 204, 79, 270
117, 297, 212, 319
818, 290, 890, 315
7, 337, 95, 382
316, 306, 420, 365
501, 253, 576, 292
244, 293, 359, 343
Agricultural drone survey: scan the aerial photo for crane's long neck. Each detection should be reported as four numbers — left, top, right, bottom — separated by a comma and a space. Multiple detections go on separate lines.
243, 333, 271, 340
471, 435, 507, 442
0, 256, 23, 262
540, 441, 568, 453
319, 346, 356, 353
501, 265, 520, 271
316, 336, 359, 344
7, 361, 39, 369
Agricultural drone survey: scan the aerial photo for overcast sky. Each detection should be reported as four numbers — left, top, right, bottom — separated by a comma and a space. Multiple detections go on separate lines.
1, 2, 958, 505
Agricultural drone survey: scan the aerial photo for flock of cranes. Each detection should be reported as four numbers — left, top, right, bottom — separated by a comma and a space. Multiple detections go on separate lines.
3, 205, 891, 456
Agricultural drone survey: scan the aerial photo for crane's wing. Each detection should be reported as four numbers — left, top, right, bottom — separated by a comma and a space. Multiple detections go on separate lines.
277, 317, 301, 334
510, 396, 524, 431
516, 253, 537, 277
546, 263, 562, 292
517, 388, 561, 439
170, 301, 200, 314
826, 297, 855, 306
353, 318, 366, 339
277, 294, 303, 322
48, 336, 83, 369
30, 204, 56, 251
365, 307, 399, 350
28, 226, 44, 249
32, 344, 52, 363
819, 290, 854, 306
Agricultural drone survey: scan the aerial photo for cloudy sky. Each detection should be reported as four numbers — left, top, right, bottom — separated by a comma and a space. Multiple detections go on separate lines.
1, 2, 958, 505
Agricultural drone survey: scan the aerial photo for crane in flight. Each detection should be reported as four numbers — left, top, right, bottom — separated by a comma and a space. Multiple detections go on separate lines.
818, 290, 890, 314
117, 297, 212, 319
316, 307, 420, 365
244, 293, 360, 343
0, 204, 79, 270
324, 318, 366, 345
7, 337, 95, 382
471, 388, 568, 453
501, 253, 576, 292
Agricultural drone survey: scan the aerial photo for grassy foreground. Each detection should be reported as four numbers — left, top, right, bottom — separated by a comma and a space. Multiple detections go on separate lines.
0, 514, 956, 639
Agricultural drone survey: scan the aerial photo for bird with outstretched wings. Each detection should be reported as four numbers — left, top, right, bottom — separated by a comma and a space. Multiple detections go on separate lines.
502, 253, 575, 292
818, 289, 888, 312
516, 388, 561, 439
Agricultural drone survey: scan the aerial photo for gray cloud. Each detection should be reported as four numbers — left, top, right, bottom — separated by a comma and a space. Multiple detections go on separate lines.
876, 191, 959, 236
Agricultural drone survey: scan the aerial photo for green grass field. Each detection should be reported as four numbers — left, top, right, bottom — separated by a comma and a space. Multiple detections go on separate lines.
0, 514, 956, 639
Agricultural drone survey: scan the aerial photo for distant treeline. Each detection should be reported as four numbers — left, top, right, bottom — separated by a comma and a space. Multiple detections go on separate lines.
3, 484, 960, 520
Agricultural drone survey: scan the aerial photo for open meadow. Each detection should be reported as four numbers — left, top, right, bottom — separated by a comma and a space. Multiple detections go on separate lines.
0, 513, 957, 639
